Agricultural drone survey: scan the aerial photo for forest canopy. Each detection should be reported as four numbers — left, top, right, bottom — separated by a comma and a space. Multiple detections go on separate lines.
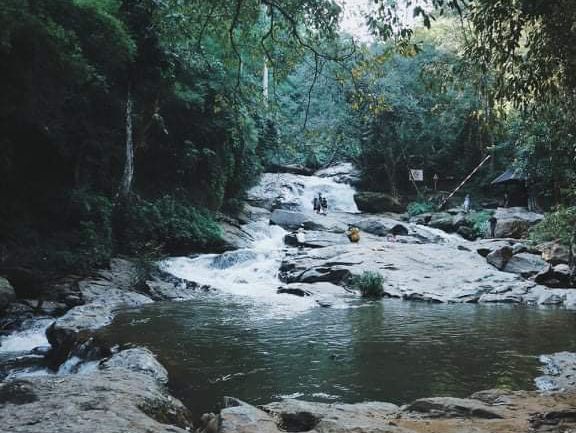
0, 0, 574, 276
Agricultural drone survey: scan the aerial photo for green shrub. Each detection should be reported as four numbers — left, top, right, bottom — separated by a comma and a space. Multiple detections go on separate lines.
350, 271, 385, 298
116, 195, 223, 257
529, 206, 576, 245
407, 201, 436, 217
468, 210, 492, 238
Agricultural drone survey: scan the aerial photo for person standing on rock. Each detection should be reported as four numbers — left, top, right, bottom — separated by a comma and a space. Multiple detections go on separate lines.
463, 194, 471, 213
489, 216, 497, 238
321, 196, 328, 215
313, 195, 320, 214
296, 225, 306, 248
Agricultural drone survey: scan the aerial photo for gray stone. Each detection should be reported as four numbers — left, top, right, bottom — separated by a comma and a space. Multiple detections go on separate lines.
101, 348, 169, 384
355, 218, 409, 237
263, 399, 407, 433
405, 397, 504, 419
535, 264, 573, 288
493, 207, 544, 239
271, 210, 319, 230
486, 246, 514, 270
220, 398, 281, 433
503, 253, 549, 277
427, 212, 456, 233
354, 192, 405, 213
0, 369, 192, 433
457, 225, 477, 240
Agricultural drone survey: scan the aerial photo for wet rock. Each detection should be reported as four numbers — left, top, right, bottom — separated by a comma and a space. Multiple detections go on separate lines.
46, 304, 116, 366
284, 231, 348, 249
493, 207, 544, 239
277, 287, 311, 297
405, 397, 504, 419
19, 299, 68, 316
536, 352, 576, 392
101, 348, 169, 384
503, 253, 549, 277
354, 192, 405, 213
486, 246, 514, 270
144, 279, 197, 301
0, 276, 16, 312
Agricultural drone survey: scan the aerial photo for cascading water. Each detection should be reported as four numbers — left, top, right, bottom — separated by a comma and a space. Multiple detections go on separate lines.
247, 171, 359, 214
0, 318, 53, 355
161, 169, 359, 315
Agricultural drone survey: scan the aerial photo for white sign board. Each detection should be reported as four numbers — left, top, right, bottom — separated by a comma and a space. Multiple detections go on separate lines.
409, 169, 424, 182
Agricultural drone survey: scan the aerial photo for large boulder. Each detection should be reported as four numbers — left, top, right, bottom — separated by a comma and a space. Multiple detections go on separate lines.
284, 231, 348, 248
353, 192, 404, 213
535, 264, 573, 288
502, 252, 549, 277
355, 217, 409, 237
486, 246, 514, 270
427, 212, 457, 233
270, 209, 331, 231
315, 163, 361, 185
270, 209, 309, 230
101, 348, 169, 384
0, 368, 192, 433
0, 276, 16, 311
493, 207, 544, 239
537, 241, 571, 265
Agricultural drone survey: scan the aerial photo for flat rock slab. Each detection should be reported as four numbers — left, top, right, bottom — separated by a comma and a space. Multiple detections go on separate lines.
405, 397, 505, 419
280, 238, 552, 304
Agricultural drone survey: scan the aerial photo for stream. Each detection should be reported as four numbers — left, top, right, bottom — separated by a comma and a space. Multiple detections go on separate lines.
96, 169, 576, 418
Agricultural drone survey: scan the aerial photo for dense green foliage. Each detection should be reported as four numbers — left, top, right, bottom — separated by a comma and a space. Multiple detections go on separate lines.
350, 271, 385, 298
0, 0, 346, 273
1, 0, 575, 276
529, 207, 576, 246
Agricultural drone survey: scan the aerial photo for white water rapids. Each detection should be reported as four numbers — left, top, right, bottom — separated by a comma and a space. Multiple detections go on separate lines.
161, 170, 360, 317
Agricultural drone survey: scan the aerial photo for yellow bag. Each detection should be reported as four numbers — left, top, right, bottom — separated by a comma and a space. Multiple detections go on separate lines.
347, 227, 360, 243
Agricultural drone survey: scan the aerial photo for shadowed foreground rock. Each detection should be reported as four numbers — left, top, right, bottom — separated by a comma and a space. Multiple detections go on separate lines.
203, 390, 576, 433
0, 349, 192, 433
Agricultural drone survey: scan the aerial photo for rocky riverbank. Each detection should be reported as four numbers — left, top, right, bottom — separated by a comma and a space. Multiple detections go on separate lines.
1, 164, 576, 433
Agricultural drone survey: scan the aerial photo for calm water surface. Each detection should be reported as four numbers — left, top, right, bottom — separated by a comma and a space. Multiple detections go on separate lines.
99, 294, 576, 417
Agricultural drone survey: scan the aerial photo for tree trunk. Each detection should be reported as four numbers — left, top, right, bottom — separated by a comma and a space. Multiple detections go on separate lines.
263, 57, 269, 105
119, 90, 134, 199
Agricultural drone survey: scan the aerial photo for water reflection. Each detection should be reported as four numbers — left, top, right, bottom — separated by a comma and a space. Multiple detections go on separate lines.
99, 297, 576, 418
